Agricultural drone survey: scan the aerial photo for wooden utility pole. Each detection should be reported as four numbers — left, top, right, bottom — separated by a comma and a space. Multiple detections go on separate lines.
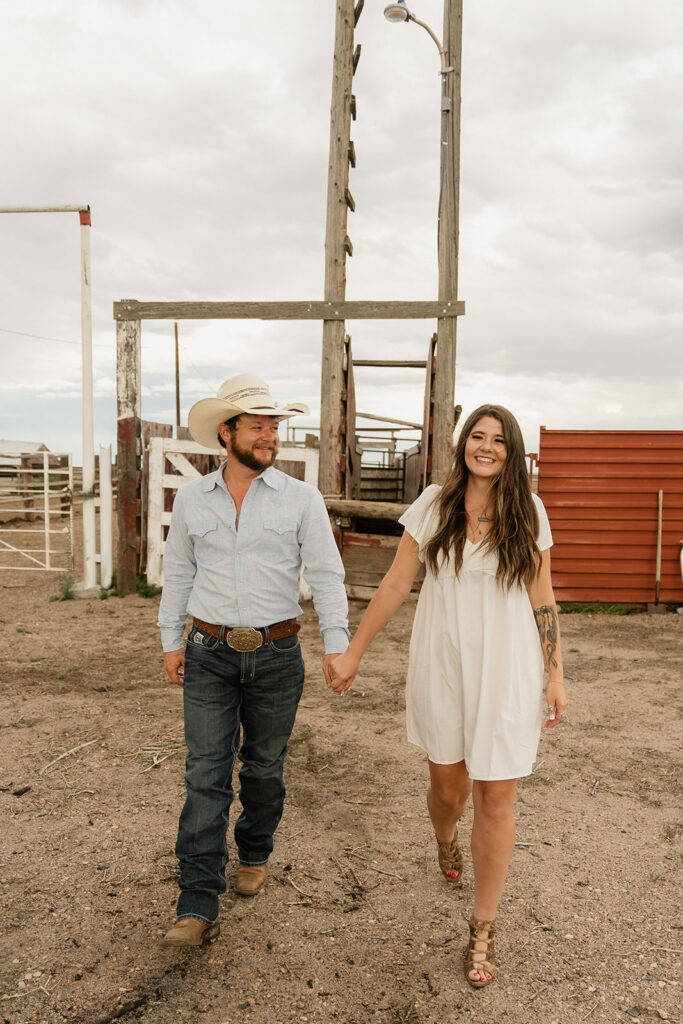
174, 321, 181, 432
433, 0, 463, 482
319, 0, 360, 497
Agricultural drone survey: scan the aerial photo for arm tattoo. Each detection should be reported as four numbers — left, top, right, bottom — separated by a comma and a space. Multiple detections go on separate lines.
533, 604, 559, 670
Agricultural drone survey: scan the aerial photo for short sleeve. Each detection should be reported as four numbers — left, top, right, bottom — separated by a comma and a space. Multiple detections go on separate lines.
398, 484, 442, 558
533, 493, 553, 551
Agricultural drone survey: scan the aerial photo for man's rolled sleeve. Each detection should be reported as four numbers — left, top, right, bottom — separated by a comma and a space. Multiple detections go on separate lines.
157, 489, 197, 652
299, 489, 349, 655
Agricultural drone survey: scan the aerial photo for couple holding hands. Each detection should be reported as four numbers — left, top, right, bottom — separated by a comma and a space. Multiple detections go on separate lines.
157, 373, 566, 989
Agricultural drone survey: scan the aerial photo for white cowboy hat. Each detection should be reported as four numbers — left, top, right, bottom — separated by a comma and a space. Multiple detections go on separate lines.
187, 373, 310, 449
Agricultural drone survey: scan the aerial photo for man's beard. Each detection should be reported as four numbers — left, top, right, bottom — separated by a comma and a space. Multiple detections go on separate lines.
229, 438, 278, 472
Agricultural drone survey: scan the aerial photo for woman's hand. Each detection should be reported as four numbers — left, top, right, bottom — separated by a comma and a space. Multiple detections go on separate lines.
327, 650, 360, 694
544, 679, 567, 728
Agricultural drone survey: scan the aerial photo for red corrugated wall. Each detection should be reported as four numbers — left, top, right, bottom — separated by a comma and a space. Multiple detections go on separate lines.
537, 429, 683, 603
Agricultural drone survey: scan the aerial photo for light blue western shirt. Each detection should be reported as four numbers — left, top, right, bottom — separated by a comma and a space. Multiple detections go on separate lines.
157, 463, 349, 654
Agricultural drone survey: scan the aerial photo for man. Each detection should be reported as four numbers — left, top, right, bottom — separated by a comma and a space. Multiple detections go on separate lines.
158, 373, 348, 947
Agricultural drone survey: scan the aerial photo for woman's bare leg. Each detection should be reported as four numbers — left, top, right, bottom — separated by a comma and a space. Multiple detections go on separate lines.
471, 778, 517, 916
467, 777, 518, 983
426, 759, 472, 841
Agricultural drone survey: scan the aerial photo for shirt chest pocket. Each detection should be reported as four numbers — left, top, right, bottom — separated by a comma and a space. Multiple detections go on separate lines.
187, 519, 219, 558
263, 517, 298, 538
263, 518, 299, 560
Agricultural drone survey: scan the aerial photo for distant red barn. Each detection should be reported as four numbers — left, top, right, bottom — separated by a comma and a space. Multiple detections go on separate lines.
537, 429, 683, 604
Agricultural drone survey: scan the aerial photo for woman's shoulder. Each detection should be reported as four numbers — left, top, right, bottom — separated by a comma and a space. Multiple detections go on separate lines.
405, 484, 442, 514
530, 492, 547, 515
399, 484, 442, 544
530, 492, 553, 549
420, 483, 442, 504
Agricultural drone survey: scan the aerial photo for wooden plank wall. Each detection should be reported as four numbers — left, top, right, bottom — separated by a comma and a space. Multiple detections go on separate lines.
341, 531, 424, 599
537, 429, 683, 603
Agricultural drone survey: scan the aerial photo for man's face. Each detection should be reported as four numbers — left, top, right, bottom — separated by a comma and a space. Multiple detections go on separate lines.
222, 414, 280, 472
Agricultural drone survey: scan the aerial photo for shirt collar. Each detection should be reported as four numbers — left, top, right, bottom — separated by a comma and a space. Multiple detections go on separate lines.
200, 461, 281, 492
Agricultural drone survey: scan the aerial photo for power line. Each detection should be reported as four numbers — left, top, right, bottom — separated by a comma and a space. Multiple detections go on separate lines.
0, 326, 109, 349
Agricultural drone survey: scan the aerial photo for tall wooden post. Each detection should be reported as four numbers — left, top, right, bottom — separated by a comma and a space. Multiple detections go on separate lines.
433, 0, 463, 482
319, 0, 359, 497
174, 321, 181, 432
116, 318, 142, 593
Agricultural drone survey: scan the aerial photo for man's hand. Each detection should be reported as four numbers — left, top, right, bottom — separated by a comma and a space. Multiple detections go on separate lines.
164, 648, 185, 687
324, 651, 358, 694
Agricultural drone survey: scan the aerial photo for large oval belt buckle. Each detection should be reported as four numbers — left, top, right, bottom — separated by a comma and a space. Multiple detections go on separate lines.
225, 627, 263, 652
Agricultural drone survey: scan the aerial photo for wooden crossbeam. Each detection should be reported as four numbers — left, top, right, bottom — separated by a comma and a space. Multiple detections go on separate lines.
113, 300, 465, 322
324, 498, 408, 521
357, 411, 422, 428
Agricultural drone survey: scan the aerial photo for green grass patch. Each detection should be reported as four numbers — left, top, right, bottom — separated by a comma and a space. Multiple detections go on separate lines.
559, 602, 637, 615
135, 576, 161, 598
50, 575, 75, 602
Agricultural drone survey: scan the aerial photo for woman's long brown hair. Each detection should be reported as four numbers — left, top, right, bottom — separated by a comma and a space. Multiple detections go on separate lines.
423, 404, 540, 589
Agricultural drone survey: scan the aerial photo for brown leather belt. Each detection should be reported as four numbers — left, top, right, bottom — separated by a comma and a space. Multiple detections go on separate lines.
193, 617, 300, 652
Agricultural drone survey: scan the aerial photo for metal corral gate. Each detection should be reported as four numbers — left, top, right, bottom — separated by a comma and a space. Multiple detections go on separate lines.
0, 451, 73, 572
145, 436, 318, 589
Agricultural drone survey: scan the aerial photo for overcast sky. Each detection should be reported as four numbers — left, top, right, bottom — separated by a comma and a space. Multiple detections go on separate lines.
1, 0, 681, 461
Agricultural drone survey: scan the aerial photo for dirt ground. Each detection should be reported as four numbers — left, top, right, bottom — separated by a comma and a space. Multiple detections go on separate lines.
1, 561, 681, 1024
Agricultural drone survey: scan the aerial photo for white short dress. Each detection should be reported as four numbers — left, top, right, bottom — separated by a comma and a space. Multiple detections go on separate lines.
398, 486, 553, 781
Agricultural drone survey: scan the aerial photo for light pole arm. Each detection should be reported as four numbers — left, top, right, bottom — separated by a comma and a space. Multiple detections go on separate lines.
406, 14, 453, 74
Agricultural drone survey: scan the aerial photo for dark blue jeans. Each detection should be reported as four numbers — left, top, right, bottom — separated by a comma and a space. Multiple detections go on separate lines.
175, 624, 305, 923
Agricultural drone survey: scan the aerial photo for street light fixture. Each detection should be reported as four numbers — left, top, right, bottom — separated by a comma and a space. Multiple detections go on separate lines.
383, 2, 410, 23
383, 1, 452, 74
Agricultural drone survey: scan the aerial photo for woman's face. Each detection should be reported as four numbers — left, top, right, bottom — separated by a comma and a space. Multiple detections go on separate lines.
464, 416, 507, 481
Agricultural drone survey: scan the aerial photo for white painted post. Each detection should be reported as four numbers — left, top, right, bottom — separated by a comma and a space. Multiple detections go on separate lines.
42, 451, 51, 570
98, 445, 113, 589
79, 208, 97, 592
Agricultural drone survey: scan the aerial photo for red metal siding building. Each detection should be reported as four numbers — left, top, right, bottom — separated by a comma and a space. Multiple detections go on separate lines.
537, 429, 683, 604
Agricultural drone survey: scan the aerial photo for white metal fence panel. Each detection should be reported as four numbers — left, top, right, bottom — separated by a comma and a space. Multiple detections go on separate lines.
0, 451, 73, 572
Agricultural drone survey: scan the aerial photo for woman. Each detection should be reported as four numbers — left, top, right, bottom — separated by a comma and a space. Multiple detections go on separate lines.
328, 404, 567, 988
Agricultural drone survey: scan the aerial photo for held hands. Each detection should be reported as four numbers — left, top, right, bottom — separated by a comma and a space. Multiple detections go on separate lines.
164, 649, 185, 687
544, 679, 567, 729
324, 650, 359, 694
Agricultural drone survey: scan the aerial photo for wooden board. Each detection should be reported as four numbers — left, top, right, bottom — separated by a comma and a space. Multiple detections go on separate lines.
113, 299, 465, 321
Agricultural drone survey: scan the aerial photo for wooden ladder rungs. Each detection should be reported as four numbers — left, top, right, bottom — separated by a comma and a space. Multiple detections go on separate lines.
344, 187, 355, 212
354, 360, 427, 368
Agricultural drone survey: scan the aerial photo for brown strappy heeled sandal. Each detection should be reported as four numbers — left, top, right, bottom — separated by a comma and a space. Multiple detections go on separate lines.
436, 829, 464, 885
464, 915, 496, 988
